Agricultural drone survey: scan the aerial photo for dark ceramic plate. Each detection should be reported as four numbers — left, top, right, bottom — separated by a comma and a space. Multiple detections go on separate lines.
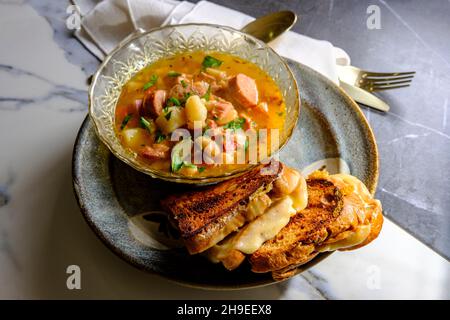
72, 60, 378, 289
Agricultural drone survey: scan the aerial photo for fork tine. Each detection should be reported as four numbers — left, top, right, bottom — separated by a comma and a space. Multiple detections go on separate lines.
364, 75, 415, 83
368, 84, 411, 92
364, 79, 413, 86
362, 71, 416, 78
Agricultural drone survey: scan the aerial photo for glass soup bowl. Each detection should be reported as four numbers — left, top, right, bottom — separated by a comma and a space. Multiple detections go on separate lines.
89, 24, 300, 184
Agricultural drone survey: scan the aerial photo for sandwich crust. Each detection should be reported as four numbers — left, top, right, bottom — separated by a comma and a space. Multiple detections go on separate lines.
161, 161, 283, 254
249, 171, 383, 279
249, 178, 344, 273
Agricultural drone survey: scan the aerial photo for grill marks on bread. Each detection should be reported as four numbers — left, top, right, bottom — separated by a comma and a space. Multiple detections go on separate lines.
249, 178, 343, 273
161, 162, 283, 253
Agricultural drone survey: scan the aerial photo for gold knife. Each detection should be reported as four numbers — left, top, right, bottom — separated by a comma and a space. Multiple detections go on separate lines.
339, 80, 390, 112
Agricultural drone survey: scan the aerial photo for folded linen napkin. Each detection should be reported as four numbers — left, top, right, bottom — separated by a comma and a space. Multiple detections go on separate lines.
72, 0, 350, 83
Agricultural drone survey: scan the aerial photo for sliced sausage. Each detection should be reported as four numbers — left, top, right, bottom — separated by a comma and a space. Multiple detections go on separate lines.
144, 89, 167, 117
229, 73, 258, 108
140, 144, 170, 160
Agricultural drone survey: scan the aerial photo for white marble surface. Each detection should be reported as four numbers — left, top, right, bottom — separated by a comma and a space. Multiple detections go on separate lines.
0, 1, 449, 299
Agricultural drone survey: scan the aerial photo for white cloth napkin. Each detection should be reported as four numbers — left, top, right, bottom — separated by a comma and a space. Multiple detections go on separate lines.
73, 0, 350, 83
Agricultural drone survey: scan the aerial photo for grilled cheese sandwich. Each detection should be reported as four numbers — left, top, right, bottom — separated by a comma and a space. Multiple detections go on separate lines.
161, 163, 383, 281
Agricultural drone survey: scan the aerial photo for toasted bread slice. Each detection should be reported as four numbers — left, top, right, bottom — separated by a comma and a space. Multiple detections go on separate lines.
249, 177, 344, 273
249, 171, 383, 279
161, 161, 283, 254
204, 166, 308, 270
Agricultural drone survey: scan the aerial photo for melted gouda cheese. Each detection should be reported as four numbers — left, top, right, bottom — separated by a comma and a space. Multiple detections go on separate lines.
288, 174, 308, 212
235, 197, 296, 254
206, 167, 308, 263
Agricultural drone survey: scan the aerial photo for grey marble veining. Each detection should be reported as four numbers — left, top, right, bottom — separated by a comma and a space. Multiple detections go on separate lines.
28, 0, 100, 77
0, 63, 87, 111
0, 168, 14, 208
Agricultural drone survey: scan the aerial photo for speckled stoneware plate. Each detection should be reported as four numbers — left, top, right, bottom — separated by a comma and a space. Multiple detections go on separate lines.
72, 60, 379, 290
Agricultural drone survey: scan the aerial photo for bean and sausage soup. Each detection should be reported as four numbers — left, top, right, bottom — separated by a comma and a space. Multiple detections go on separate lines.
115, 51, 286, 176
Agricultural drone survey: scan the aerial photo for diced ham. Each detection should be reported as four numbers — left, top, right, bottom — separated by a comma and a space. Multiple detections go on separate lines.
208, 99, 238, 125
169, 83, 191, 100
193, 81, 209, 96
229, 73, 258, 108
163, 73, 192, 88
169, 80, 210, 100
144, 89, 167, 117
140, 144, 170, 160
197, 72, 216, 82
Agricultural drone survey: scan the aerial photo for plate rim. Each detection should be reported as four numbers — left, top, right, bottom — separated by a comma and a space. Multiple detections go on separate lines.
72, 61, 379, 290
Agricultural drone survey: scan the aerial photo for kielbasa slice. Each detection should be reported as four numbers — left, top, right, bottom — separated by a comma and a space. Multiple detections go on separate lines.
229, 73, 258, 108
144, 89, 167, 117
208, 99, 238, 125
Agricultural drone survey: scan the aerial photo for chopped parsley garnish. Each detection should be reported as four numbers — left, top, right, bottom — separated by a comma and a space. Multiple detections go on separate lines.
142, 74, 158, 90
182, 163, 197, 169
155, 131, 166, 144
140, 117, 154, 133
172, 155, 183, 172
167, 71, 181, 77
183, 92, 192, 101
180, 162, 206, 172
202, 55, 222, 69
223, 118, 245, 131
173, 161, 197, 172
180, 80, 188, 88
164, 110, 172, 120
171, 138, 193, 172
166, 97, 181, 107
120, 113, 132, 130
198, 166, 206, 173
202, 85, 211, 101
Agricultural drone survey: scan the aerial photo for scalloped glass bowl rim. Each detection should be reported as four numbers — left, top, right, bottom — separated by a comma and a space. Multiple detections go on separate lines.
88, 23, 300, 184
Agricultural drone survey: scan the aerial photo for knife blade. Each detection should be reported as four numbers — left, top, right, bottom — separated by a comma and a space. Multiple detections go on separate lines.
339, 80, 390, 112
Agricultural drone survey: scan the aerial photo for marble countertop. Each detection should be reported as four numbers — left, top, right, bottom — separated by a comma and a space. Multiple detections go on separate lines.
0, 0, 448, 299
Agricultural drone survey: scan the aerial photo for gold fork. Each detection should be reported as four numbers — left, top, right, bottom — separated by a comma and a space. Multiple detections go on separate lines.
337, 65, 415, 92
